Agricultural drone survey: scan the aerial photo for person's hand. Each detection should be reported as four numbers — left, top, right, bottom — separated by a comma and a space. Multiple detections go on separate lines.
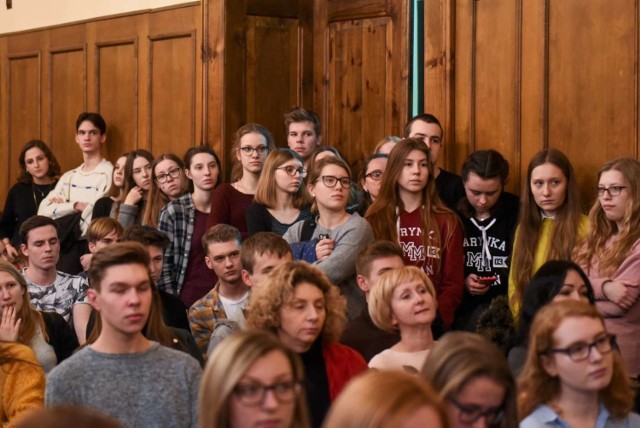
124, 186, 143, 206
74, 202, 88, 212
465, 274, 491, 296
0, 305, 21, 342
50, 196, 65, 204
80, 253, 93, 272
603, 280, 639, 310
315, 238, 335, 261
1, 242, 19, 263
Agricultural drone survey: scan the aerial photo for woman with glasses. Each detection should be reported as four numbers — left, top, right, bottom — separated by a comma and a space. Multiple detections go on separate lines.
207, 123, 275, 239
246, 148, 312, 236
365, 138, 463, 334
200, 330, 309, 428
367, 266, 437, 372
509, 149, 587, 318
422, 331, 517, 428
0, 140, 60, 263
246, 261, 367, 428
115, 150, 154, 228
359, 153, 388, 213
519, 300, 638, 427
576, 157, 640, 377
283, 157, 374, 320
143, 154, 188, 228
454, 150, 519, 332
157, 146, 222, 307
323, 370, 449, 428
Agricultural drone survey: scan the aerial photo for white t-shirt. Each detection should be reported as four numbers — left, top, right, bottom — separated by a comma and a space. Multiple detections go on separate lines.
219, 292, 249, 329
369, 348, 432, 373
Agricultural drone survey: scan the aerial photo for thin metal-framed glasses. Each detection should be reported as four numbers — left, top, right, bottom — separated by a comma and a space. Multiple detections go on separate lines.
544, 334, 615, 362
239, 145, 269, 157
276, 165, 307, 177
155, 167, 182, 183
315, 175, 352, 189
233, 380, 302, 406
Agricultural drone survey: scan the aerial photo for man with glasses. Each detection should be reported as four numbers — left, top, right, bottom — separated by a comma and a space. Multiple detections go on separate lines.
46, 242, 201, 428
188, 224, 249, 357
284, 107, 322, 168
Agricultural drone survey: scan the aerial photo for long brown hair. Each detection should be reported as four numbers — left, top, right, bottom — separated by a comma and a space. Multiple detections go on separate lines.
115, 150, 154, 221
577, 158, 640, 276
365, 138, 457, 275
230, 123, 275, 182
17, 140, 61, 184
0, 261, 48, 344
254, 148, 310, 209
518, 300, 634, 420
512, 149, 584, 309
142, 153, 187, 227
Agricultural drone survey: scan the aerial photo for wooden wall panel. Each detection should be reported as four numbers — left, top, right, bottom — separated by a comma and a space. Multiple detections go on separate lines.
327, 17, 392, 165
49, 47, 86, 172
96, 40, 138, 160
7, 53, 41, 192
548, 0, 637, 199
246, 16, 300, 146
148, 32, 196, 156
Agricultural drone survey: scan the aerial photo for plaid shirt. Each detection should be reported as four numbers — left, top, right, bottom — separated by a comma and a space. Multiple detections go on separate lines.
157, 193, 195, 295
188, 283, 227, 355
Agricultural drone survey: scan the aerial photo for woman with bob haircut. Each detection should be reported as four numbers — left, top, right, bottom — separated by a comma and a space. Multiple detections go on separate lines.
323, 370, 449, 428
116, 149, 154, 228
508, 260, 595, 376
246, 261, 367, 428
246, 148, 312, 236
365, 138, 463, 332
143, 153, 188, 227
199, 330, 310, 428
454, 149, 519, 332
422, 331, 517, 428
509, 148, 587, 317
92, 153, 128, 220
576, 157, 640, 376
518, 300, 638, 427
0, 140, 60, 262
157, 146, 222, 307
283, 157, 373, 320
0, 261, 78, 373
368, 266, 437, 372
208, 123, 276, 238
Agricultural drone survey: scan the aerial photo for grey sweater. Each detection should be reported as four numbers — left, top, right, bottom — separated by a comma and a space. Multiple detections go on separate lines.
284, 213, 374, 319
45, 342, 201, 428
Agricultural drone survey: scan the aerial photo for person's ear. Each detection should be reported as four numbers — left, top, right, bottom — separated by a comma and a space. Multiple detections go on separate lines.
356, 275, 369, 294
241, 269, 253, 288
185, 169, 193, 180
204, 255, 213, 270
88, 242, 96, 254
540, 354, 558, 377
307, 183, 315, 198
20, 244, 28, 258
88, 289, 100, 311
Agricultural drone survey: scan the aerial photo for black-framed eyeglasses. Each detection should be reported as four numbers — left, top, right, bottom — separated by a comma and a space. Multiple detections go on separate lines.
233, 380, 302, 406
544, 334, 615, 362
596, 186, 626, 197
276, 165, 307, 177
239, 145, 269, 157
365, 170, 384, 181
448, 397, 504, 425
316, 175, 352, 189
155, 167, 182, 183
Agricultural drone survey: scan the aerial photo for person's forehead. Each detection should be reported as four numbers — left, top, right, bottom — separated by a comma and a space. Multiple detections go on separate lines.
207, 240, 240, 255
28, 225, 58, 241
410, 120, 442, 136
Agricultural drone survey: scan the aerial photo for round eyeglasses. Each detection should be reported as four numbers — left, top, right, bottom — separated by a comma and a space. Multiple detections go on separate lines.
155, 167, 181, 183
239, 145, 269, 157
364, 170, 384, 181
276, 165, 307, 177
315, 175, 352, 189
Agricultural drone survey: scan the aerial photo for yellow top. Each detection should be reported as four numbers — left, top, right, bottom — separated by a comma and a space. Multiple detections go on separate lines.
508, 215, 589, 318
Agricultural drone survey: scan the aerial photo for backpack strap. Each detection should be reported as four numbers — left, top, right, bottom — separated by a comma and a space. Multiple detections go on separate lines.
300, 218, 317, 242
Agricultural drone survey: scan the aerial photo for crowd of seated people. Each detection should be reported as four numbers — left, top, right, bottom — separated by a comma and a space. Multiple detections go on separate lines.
0, 108, 639, 428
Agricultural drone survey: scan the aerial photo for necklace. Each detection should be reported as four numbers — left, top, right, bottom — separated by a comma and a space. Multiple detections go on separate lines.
32, 183, 54, 208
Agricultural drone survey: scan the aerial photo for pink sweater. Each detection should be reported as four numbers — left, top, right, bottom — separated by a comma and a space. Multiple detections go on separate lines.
581, 238, 640, 375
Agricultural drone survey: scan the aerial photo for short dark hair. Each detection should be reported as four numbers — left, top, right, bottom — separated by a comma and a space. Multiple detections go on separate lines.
89, 242, 150, 292
355, 240, 404, 278
202, 224, 242, 252
461, 150, 510, 183
284, 107, 322, 136
402, 113, 443, 138
19, 215, 59, 245
121, 225, 170, 250
76, 112, 106, 134
240, 232, 292, 274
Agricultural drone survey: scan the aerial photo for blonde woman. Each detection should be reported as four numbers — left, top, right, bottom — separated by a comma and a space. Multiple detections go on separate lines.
199, 330, 309, 428
323, 370, 449, 428
368, 266, 437, 372
422, 332, 517, 428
